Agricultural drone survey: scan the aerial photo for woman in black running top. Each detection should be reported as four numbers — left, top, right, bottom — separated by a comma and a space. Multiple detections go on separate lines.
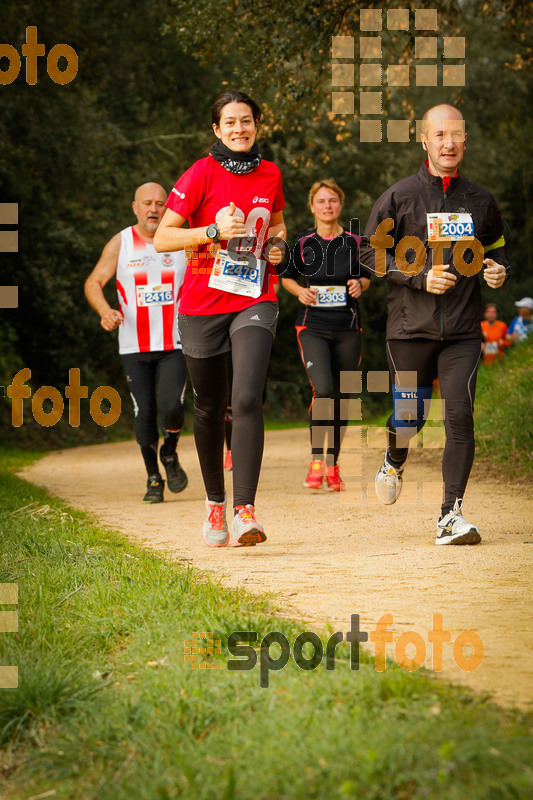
281, 179, 370, 491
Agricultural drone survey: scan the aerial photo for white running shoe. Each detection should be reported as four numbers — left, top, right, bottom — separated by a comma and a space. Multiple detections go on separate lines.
375, 454, 405, 505
230, 505, 267, 547
201, 496, 229, 547
436, 499, 481, 545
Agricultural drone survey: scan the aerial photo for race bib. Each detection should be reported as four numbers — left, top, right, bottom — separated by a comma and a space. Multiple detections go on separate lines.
310, 285, 347, 307
136, 283, 174, 307
484, 342, 499, 355
427, 212, 474, 241
208, 249, 266, 298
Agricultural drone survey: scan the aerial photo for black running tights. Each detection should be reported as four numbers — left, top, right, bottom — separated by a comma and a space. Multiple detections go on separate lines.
386, 338, 481, 516
296, 326, 363, 465
185, 326, 273, 507
122, 349, 187, 476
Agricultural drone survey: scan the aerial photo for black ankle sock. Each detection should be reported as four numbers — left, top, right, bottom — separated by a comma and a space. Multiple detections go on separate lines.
386, 450, 406, 469
160, 431, 179, 459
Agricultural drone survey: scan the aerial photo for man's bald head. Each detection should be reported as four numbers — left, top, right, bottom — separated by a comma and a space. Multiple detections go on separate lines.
132, 182, 167, 234
134, 182, 167, 205
421, 104, 467, 178
422, 103, 464, 124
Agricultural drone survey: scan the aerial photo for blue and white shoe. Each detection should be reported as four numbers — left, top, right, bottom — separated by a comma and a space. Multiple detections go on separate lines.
436, 499, 481, 545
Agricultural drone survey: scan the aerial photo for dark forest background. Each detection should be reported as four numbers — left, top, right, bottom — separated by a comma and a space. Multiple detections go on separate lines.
0, 0, 531, 448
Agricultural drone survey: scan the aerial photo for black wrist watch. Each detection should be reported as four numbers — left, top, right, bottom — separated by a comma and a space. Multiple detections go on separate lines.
206, 223, 220, 242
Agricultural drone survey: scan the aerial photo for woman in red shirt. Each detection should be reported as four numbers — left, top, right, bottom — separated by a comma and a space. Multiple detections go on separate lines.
155, 90, 286, 548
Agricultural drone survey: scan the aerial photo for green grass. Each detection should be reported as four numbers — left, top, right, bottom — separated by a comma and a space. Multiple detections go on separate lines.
0, 456, 532, 799
475, 338, 533, 476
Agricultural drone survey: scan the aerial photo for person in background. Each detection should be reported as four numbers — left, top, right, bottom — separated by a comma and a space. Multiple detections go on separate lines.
481, 303, 509, 364
85, 183, 188, 503
281, 179, 370, 491
506, 297, 533, 343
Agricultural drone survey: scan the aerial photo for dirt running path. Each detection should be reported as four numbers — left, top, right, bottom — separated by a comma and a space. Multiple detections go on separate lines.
21, 430, 533, 709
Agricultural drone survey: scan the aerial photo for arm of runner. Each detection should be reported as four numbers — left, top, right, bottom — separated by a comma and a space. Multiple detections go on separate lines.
425, 264, 457, 294
153, 204, 247, 252
482, 258, 507, 289
505, 322, 519, 343
265, 211, 287, 265
281, 277, 318, 306
361, 200, 428, 290
360, 215, 398, 279
501, 324, 512, 347
347, 277, 371, 298
84, 233, 124, 331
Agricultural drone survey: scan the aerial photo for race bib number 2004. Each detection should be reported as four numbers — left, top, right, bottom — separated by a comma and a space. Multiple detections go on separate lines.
427, 212, 474, 242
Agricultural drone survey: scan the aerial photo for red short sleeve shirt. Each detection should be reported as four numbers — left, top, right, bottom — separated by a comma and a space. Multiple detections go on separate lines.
166, 155, 285, 315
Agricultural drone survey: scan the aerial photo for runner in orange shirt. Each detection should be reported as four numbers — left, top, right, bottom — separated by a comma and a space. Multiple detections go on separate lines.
480, 303, 509, 365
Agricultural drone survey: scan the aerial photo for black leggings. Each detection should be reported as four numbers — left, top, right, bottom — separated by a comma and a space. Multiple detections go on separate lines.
386, 338, 482, 515
296, 327, 363, 465
185, 326, 273, 507
225, 359, 268, 450
122, 349, 187, 475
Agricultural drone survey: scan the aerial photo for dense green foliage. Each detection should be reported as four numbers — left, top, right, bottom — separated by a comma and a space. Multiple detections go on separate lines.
0, 0, 226, 447
0, 0, 531, 448
1, 459, 532, 798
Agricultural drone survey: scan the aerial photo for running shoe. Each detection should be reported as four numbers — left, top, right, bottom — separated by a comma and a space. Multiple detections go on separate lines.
230, 505, 267, 547
436, 499, 481, 545
224, 449, 233, 471
161, 452, 188, 493
375, 453, 405, 504
202, 496, 229, 547
326, 464, 345, 492
304, 460, 325, 489
143, 475, 164, 503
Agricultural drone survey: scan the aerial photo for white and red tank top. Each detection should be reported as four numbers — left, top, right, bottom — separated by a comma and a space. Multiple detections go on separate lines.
116, 226, 186, 354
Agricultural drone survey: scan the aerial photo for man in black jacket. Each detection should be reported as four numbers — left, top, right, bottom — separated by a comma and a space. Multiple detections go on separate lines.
360, 104, 509, 545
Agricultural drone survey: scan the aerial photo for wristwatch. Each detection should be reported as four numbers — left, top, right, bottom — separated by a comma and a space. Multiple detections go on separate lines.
206, 223, 220, 242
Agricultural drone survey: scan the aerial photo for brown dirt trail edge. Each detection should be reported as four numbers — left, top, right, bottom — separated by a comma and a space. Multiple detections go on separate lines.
21, 429, 533, 709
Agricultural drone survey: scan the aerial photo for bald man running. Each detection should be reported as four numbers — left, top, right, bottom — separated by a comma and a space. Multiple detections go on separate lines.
360, 104, 509, 544
85, 183, 188, 503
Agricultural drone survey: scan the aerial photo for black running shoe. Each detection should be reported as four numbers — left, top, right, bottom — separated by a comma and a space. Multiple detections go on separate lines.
161, 453, 188, 493
143, 475, 165, 503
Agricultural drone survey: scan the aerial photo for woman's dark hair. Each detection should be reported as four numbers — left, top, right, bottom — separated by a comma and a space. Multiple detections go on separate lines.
211, 91, 262, 127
